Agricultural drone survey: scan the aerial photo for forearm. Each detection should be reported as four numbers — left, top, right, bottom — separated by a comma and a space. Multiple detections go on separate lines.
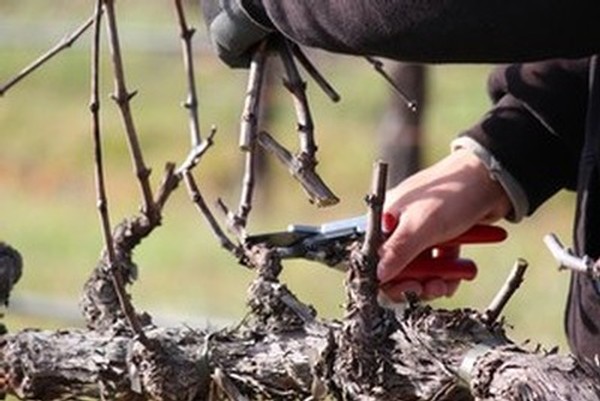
460, 59, 589, 215
255, 0, 600, 62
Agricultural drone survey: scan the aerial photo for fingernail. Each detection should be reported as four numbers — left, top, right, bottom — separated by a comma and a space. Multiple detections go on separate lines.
382, 212, 398, 234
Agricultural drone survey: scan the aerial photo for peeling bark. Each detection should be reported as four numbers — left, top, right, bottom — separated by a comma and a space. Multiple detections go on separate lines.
5, 164, 600, 401
3, 300, 600, 401
80, 216, 154, 333
3, 230, 600, 401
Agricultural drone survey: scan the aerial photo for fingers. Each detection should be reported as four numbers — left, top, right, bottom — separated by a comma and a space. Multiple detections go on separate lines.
423, 279, 447, 299
377, 211, 438, 284
445, 280, 461, 297
381, 279, 423, 301
381, 278, 461, 302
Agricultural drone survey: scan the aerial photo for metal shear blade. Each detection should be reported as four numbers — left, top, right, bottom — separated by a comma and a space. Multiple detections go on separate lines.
244, 215, 369, 264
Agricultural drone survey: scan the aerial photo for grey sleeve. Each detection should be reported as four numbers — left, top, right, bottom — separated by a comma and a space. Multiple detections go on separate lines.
256, 0, 600, 63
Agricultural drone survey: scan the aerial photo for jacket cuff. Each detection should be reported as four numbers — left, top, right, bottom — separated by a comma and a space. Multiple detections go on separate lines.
451, 137, 529, 223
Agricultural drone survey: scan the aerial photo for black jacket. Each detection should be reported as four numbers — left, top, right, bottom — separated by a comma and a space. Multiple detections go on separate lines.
466, 58, 600, 360
253, 0, 600, 62
250, 0, 600, 359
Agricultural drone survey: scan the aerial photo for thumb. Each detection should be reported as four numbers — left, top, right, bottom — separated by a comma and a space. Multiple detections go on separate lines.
377, 216, 425, 284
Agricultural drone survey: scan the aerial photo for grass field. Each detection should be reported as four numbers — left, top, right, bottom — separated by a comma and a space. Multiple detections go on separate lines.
1, 1, 576, 356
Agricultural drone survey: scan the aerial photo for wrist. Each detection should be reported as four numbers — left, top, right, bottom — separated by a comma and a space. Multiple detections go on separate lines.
451, 137, 528, 222
440, 149, 512, 224
468, 151, 512, 223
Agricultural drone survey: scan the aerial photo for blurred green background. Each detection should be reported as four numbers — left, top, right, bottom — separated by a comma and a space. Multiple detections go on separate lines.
1, 0, 575, 353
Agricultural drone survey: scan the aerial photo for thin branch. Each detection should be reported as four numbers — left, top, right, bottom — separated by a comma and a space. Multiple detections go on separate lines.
0, 16, 94, 96
172, 0, 202, 148
483, 258, 528, 325
361, 162, 388, 257
543, 233, 600, 278
176, 126, 217, 176
89, 0, 151, 348
365, 56, 417, 112
215, 198, 245, 240
154, 163, 180, 211
288, 41, 341, 103
276, 41, 339, 207
278, 40, 317, 157
257, 130, 339, 206
234, 41, 270, 230
256, 131, 294, 166
90, 0, 114, 278
103, 0, 155, 218
239, 41, 269, 150
183, 171, 244, 261
236, 149, 257, 232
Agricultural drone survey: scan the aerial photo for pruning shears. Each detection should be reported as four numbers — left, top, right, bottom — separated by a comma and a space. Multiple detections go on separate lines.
245, 214, 507, 283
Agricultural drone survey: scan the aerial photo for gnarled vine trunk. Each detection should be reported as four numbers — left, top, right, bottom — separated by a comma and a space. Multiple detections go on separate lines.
3, 299, 600, 400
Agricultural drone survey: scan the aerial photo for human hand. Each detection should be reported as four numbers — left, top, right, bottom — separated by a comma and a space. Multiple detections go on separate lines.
378, 149, 511, 301
200, 0, 274, 68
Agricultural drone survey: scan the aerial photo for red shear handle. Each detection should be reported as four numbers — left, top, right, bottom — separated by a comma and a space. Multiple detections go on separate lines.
381, 213, 507, 284
381, 213, 507, 245
440, 224, 507, 246
394, 257, 478, 282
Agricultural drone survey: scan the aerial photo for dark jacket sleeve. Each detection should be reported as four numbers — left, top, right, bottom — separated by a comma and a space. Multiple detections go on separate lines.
252, 0, 600, 63
460, 59, 589, 215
